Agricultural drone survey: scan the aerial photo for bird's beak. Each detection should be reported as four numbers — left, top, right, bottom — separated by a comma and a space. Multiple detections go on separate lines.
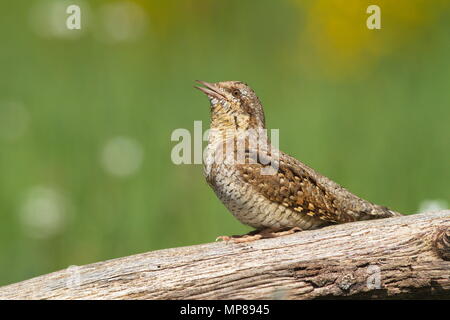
194, 80, 226, 100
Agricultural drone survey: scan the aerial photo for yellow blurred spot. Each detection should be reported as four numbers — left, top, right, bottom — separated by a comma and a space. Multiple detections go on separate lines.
292, 0, 450, 77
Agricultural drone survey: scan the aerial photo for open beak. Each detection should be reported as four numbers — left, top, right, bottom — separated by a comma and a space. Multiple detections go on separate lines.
194, 80, 226, 100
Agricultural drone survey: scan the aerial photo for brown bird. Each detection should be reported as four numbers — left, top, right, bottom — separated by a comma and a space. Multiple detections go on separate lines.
195, 80, 402, 242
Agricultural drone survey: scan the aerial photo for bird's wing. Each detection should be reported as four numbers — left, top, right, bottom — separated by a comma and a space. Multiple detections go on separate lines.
236, 152, 358, 224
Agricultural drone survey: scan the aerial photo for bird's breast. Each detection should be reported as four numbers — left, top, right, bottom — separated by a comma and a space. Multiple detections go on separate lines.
204, 158, 326, 230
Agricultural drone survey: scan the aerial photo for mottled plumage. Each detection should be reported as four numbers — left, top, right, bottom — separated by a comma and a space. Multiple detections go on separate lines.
195, 80, 401, 241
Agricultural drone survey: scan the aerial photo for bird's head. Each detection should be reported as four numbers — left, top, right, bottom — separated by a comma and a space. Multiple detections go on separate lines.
195, 80, 265, 131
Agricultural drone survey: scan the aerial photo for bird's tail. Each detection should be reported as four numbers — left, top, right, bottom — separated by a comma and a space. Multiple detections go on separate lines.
387, 209, 403, 217
364, 205, 403, 220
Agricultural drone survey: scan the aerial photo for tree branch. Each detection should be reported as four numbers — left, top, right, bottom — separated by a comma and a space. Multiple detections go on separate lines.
1, 210, 449, 299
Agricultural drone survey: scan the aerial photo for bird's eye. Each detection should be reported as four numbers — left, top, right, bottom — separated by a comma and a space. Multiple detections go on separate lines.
232, 89, 241, 97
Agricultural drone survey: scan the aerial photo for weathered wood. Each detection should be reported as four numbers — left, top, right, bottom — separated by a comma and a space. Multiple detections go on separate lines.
1, 210, 449, 300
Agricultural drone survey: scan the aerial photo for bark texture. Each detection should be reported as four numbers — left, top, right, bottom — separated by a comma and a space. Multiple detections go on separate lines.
0, 210, 449, 300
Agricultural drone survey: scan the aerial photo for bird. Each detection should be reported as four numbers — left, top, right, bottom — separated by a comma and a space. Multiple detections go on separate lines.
195, 80, 402, 242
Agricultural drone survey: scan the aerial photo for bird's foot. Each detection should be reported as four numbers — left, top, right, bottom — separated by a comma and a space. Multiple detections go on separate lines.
216, 227, 302, 243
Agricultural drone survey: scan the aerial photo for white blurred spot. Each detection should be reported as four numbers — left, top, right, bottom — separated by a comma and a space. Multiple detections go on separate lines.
96, 1, 148, 43
418, 199, 448, 213
20, 186, 70, 239
66, 265, 82, 289
0, 101, 30, 141
29, 0, 88, 39
100, 136, 144, 177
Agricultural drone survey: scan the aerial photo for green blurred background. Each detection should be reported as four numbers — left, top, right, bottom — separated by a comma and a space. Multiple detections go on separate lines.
0, 0, 449, 286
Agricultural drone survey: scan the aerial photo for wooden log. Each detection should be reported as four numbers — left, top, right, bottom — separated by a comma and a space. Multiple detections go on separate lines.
0, 210, 449, 300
